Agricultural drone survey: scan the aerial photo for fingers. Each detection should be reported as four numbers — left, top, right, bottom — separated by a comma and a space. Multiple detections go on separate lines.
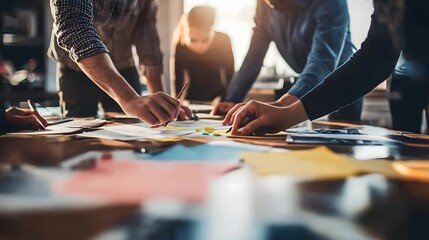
231, 103, 255, 135
212, 102, 234, 115
181, 105, 193, 119
151, 93, 177, 121
177, 109, 187, 121
223, 103, 245, 125
15, 115, 46, 130
236, 118, 265, 136
156, 92, 181, 118
32, 110, 48, 128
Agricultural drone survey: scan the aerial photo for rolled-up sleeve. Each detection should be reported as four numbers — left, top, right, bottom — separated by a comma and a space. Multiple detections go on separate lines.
288, 0, 351, 98
133, 0, 163, 78
50, 0, 108, 62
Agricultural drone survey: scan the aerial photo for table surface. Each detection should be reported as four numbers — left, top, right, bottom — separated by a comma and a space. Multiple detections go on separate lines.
1, 119, 429, 240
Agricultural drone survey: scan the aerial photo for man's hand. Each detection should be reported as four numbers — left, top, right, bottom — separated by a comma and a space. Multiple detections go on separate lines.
120, 92, 181, 125
177, 105, 193, 121
5, 107, 48, 130
211, 101, 236, 115
226, 100, 308, 136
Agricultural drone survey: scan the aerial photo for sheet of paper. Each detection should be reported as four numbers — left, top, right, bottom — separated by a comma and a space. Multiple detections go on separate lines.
56, 160, 238, 204
7, 126, 81, 136
168, 120, 230, 130
76, 120, 230, 141
56, 119, 106, 128
140, 141, 284, 162
242, 146, 401, 179
6, 119, 107, 136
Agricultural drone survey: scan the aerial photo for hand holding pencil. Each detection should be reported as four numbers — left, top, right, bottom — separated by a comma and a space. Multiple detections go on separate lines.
3, 101, 48, 130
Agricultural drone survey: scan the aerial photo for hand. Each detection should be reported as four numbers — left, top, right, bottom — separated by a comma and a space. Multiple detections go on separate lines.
5, 107, 48, 130
227, 100, 308, 136
177, 105, 193, 121
272, 93, 299, 107
211, 101, 236, 115
222, 94, 299, 125
120, 92, 181, 125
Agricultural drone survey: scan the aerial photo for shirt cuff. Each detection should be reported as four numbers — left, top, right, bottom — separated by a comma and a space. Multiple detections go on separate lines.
288, 75, 322, 98
300, 92, 323, 121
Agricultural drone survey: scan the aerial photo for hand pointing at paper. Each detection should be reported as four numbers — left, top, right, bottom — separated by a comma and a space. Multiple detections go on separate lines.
226, 100, 309, 136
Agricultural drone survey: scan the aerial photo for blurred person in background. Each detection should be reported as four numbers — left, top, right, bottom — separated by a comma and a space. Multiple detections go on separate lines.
170, 6, 234, 102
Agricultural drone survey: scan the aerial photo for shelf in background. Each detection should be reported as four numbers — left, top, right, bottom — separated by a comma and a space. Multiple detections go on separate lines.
2, 34, 44, 47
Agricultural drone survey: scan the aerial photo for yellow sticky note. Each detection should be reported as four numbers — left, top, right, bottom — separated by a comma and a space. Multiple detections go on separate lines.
204, 127, 215, 133
163, 126, 187, 131
150, 137, 182, 142
242, 146, 401, 179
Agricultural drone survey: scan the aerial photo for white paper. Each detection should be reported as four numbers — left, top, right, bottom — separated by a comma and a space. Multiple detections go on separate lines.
7, 119, 107, 136
188, 104, 213, 112
76, 120, 229, 141
168, 120, 230, 130
57, 119, 106, 128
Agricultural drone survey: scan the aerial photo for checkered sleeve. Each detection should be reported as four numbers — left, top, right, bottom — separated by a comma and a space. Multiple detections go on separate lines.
50, 0, 108, 62
133, 0, 163, 78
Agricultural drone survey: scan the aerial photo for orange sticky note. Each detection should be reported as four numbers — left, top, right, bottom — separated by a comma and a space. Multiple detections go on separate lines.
56, 160, 238, 204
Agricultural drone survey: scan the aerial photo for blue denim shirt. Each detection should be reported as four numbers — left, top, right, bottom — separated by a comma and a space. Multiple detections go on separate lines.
225, 0, 354, 102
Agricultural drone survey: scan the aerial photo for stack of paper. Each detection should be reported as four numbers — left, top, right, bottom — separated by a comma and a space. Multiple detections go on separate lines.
241, 146, 402, 179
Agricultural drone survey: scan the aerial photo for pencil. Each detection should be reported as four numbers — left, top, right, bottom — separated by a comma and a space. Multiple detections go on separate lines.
163, 81, 190, 127
27, 99, 46, 130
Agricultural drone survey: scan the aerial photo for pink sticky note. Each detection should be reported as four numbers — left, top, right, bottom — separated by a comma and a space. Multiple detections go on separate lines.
56, 160, 238, 204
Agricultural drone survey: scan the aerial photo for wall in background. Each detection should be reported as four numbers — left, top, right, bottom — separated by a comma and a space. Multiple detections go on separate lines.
156, 0, 183, 94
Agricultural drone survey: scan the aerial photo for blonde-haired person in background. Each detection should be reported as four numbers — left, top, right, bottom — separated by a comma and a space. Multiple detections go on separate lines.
170, 6, 234, 102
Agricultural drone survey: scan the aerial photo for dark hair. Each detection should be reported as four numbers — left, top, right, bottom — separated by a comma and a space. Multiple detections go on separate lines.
187, 6, 216, 29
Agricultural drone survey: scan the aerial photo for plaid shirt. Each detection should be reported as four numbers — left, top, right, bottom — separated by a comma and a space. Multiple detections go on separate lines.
48, 0, 163, 78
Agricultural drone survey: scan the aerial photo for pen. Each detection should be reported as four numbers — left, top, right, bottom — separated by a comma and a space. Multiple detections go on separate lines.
225, 127, 232, 133
27, 99, 46, 130
164, 81, 190, 127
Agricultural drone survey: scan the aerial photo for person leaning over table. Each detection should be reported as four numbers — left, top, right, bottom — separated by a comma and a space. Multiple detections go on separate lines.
224, 0, 429, 136
213, 0, 363, 123
48, 0, 191, 125
0, 106, 48, 132
170, 6, 234, 102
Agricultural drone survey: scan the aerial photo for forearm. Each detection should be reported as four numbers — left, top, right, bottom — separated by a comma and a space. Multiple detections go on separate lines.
145, 74, 164, 94
77, 53, 139, 106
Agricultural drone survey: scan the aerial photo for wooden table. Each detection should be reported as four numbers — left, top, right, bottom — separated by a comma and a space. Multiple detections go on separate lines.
1, 120, 429, 240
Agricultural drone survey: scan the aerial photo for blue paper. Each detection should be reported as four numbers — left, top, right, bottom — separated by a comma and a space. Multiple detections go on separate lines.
139, 142, 272, 162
